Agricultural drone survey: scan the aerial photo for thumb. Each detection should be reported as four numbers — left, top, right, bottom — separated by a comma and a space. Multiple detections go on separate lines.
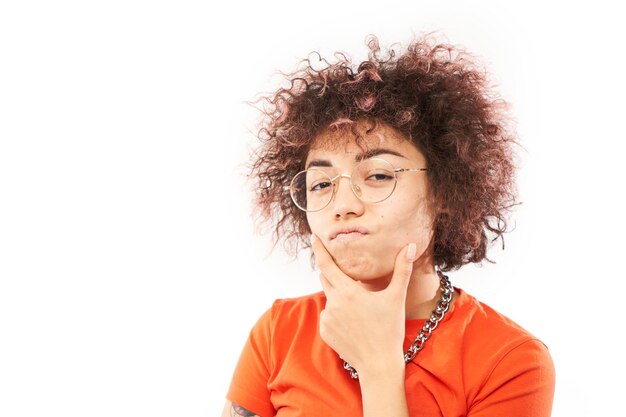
388, 243, 416, 294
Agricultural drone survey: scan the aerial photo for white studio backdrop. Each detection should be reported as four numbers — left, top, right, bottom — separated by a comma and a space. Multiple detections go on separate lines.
0, 1, 624, 416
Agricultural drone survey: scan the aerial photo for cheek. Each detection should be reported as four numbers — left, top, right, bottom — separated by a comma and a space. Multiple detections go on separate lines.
382, 197, 436, 243
306, 213, 321, 237
305, 194, 436, 280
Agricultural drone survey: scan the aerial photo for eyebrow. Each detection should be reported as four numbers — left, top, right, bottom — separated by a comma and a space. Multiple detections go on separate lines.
306, 148, 407, 169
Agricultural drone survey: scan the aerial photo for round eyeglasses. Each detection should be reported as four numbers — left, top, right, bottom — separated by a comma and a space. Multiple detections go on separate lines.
285, 158, 428, 212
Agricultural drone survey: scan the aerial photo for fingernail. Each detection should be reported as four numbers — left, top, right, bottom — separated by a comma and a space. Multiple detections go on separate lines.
406, 243, 417, 261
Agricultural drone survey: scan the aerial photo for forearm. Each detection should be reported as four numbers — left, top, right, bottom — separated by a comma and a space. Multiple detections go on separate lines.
358, 365, 409, 417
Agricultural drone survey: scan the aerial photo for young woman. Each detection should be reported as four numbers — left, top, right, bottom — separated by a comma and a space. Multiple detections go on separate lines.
221, 35, 555, 417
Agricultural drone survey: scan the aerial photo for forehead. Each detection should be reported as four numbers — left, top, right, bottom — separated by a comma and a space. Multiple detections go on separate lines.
305, 120, 423, 164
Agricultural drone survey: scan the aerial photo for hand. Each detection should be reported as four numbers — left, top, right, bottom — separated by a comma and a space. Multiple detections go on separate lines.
311, 234, 417, 377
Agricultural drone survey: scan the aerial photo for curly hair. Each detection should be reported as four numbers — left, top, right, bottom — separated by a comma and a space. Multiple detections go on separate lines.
247, 34, 519, 272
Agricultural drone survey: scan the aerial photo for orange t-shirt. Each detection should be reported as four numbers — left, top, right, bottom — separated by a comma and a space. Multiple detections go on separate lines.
227, 288, 555, 417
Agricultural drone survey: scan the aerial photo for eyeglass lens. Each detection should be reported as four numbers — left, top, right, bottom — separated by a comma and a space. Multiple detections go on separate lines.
290, 159, 397, 212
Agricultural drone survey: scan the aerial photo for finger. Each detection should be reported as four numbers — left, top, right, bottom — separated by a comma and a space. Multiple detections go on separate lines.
311, 234, 353, 290
387, 243, 416, 295
319, 273, 334, 294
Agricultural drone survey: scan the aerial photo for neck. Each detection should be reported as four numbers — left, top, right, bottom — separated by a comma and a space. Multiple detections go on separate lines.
404, 256, 441, 320
356, 250, 442, 320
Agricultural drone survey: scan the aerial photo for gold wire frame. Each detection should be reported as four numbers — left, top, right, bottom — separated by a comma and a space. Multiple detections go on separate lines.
283, 158, 428, 212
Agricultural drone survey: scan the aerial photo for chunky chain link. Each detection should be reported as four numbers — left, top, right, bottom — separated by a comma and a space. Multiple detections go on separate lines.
343, 270, 454, 380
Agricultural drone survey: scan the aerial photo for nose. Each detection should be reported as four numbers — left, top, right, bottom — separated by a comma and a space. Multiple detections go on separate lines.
331, 174, 365, 218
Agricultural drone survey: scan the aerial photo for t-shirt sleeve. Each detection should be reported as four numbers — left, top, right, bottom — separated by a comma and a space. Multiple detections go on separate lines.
226, 305, 277, 417
468, 338, 555, 417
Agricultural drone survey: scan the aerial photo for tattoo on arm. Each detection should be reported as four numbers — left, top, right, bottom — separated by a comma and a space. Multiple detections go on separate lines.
230, 403, 259, 417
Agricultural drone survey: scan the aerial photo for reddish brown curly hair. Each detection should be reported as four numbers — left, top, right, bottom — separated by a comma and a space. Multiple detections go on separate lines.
247, 34, 519, 271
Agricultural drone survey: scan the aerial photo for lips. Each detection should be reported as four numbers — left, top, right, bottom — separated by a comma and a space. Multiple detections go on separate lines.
329, 226, 370, 240
333, 232, 367, 243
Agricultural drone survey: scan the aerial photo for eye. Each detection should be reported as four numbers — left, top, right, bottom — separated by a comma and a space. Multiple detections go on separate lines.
365, 171, 394, 182
310, 181, 333, 192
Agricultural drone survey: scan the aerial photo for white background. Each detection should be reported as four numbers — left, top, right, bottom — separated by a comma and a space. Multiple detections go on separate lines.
1, 1, 624, 416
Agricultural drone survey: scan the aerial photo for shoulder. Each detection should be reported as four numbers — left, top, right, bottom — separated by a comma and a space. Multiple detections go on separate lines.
450, 289, 554, 404
240, 292, 327, 369
452, 288, 543, 346
268, 291, 326, 316
246, 292, 325, 341
453, 288, 552, 361
244, 292, 325, 339
255, 292, 329, 370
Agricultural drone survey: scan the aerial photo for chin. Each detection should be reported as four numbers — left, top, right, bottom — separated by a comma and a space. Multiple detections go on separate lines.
329, 242, 396, 278
334, 256, 393, 282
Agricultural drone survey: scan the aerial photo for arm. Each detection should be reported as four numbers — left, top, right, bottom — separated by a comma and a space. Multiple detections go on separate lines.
358, 367, 409, 417
220, 400, 262, 417
357, 339, 555, 417
226, 307, 276, 417
312, 236, 416, 417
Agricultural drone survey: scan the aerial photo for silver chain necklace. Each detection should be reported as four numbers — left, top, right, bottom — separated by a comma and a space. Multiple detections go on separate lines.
342, 270, 454, 380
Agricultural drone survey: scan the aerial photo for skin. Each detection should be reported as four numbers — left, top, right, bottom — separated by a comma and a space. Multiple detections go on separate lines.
305, 120, 455, 416
221, 119, 457, 416
305, 120, 448, 320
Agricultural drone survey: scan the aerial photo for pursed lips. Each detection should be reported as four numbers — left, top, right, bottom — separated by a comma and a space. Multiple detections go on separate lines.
333, 231, 367, 242
329, 226, 370, 240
